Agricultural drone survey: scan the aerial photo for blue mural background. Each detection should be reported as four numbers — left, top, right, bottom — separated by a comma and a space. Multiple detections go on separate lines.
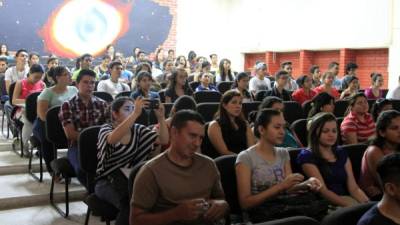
0, 0, 173, 57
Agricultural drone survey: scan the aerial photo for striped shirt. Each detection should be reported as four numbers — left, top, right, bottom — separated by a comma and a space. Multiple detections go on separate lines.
341, 111, 376, 143
96, 123, 158, 179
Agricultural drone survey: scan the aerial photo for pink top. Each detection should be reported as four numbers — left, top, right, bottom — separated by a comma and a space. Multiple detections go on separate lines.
359, 146, 392, 197
19, 79, 45, 99
313, 85, 340, 99
364, 87, 384, 100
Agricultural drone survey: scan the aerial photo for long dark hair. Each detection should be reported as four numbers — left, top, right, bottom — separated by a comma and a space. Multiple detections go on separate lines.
232, 72, 251, 99
308, 112, 339, 177
175, 55, 187, 67
110, 97, 134, 122
370, 98, 392, 121
48, 66, 69, 84
216, 90, 246, 130
370, 110, 400, 151
254, 108, 282, 139
166, 68, 193, 96
218, 58, 234, 81
308, 92, 335, 118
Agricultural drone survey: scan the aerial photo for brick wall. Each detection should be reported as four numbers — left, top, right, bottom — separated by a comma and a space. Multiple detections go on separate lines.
153, 0, 177, 52
244, 48, 388, 88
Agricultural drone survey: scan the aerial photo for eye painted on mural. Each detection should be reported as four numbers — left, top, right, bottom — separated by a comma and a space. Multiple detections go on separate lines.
40, 0, 131, 58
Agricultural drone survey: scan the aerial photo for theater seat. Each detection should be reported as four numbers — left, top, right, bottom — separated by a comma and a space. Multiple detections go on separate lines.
255, 216, 320, 225
340, 143, 368, 182
321, 202, 376, 225
290, 119, 308, 147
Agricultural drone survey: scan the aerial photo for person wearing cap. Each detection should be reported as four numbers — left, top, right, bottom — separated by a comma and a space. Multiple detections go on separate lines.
340, 76, 359, 99
12, 64, 46, 156
266, 70, 292, 101
280, 61, 299, 91
292, 75, 316, 105
249, 62, 271, 96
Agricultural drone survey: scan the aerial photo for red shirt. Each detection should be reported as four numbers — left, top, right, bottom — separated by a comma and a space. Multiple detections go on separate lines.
20, 79, 45, 99
313, 85, 340, 99
340, 111, 376, 143
291, 88, 316, 105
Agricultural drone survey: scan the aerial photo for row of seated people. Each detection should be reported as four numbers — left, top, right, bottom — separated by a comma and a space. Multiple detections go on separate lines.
5, 64, 399, 224
89, 101, 400, 225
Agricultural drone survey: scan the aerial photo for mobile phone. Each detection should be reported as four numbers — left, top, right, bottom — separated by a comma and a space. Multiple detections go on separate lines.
144, 99, 159, 109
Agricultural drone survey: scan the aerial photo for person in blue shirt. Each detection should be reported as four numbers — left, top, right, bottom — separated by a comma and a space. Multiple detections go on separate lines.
358, 154, 400, 225
297, 112, 369, 207
130, 71, 159, 100
195, 72, 218, 92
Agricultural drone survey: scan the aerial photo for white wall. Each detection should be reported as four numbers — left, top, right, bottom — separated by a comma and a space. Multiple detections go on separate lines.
176, 0, 393, 72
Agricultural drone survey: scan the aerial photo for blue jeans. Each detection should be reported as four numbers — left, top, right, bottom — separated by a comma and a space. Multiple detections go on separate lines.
32, 118, 54, 173
95, 179, 129, 225
67, 145, 87, 188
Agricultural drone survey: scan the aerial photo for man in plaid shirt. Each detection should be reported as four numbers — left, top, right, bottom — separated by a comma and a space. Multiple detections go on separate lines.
59, 69, 110, 185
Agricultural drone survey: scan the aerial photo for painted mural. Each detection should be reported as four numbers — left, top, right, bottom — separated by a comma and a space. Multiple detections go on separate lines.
0, 0, 173, 58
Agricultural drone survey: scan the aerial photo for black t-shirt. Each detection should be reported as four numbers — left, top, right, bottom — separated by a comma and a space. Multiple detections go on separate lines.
357, 205, 399, 225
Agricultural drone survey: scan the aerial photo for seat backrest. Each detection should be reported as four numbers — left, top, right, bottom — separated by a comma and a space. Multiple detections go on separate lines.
321, 202, 376, 225
290, 119, 308, 147
194, 91, 222, 103
128, 161, 147, 199
257, 216, 320, 225
163, 103, 173, 117
214, 155, 241, 215
158, 90, 166, 103
340, 143, 368, 182
200, 122, 219, 159
78, 125, 102, 192
334, 100, 349, 117
45, 106, 68, 148
302, 100, 312, 118
8, 82, 16, 105
25, 92, 41, 123
196, 102, 219, 122
115, 91, 131, 99
189, 81, 200, 91
390, 99, 400, 111
217, 81, 233, 94
255, 90, 268, 102
242, 101, 261, 120
93, 91, 114, 102
283, 101, 304, 125
288, 148, 303, 174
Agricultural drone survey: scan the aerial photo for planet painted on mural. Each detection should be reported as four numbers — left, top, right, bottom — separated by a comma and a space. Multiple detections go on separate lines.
0, 0, 173, 58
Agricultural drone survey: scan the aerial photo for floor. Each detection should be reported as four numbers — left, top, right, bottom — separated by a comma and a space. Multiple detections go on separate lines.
0, 117, 107, 225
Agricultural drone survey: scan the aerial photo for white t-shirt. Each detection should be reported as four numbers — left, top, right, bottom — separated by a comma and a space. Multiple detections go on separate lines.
97, 79, 130, 98
5, 66, 29, 83
386, 86, 400, 99
249, 76, 271, 93
283, 78, 299, 91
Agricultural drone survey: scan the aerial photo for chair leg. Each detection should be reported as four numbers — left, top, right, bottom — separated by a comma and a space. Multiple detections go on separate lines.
84, 207, 91, 225
50, 173, 69, 218
28, 144, 43, 182
19, 130, 23, 157
65, 178, 69, 217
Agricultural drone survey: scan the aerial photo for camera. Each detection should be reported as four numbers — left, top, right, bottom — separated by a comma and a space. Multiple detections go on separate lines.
144, 98, 160, 110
